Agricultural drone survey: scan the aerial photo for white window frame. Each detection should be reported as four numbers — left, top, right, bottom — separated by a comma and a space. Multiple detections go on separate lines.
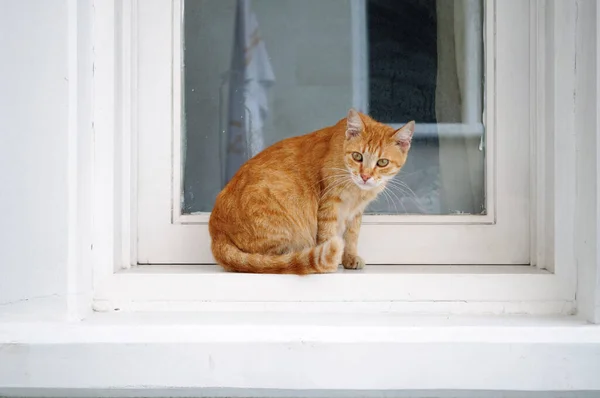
134, 0, 532, 266
88, 0, 580, 316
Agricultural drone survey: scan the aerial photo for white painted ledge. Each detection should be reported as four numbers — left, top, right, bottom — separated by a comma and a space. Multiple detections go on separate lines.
1, 313, 600, 396
93, 265, 575, 315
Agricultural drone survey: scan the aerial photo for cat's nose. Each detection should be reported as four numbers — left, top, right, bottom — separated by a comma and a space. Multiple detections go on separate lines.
360, 174, 370, 182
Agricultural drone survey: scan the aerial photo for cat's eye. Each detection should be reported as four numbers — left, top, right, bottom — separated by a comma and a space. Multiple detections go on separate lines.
377, 159, 389, 167
352, 152, 363, 162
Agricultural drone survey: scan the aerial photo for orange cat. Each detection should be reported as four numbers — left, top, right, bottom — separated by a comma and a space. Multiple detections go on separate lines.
209, 109, 414, 274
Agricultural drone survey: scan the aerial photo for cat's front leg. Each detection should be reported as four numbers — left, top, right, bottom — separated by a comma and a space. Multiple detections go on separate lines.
342, 213, 366, 270
316, 201, 341, 244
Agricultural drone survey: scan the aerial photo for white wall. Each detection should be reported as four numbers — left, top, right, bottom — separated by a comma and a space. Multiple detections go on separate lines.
0, 0, 92, 317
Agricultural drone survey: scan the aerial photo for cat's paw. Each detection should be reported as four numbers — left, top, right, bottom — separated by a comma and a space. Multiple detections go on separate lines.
342, 254, 366, 270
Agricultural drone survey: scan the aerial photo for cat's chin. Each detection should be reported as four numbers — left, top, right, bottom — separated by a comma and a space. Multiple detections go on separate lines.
352, 179, 379, 191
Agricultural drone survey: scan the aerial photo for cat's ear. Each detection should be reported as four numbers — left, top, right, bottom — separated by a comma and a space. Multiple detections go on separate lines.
393, 121, 415, 150
346, 108, 364, 140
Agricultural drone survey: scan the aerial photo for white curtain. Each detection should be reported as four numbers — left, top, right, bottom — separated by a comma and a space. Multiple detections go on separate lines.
224, 0, 275, 186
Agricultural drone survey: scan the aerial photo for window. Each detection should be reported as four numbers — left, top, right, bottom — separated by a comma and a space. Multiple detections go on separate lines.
90, 0, 576, 316
136, 0, 528, 265
183, 0, 484, 217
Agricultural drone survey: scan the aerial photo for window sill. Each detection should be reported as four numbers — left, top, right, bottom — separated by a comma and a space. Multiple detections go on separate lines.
1, 312, 600, 395
93, 265, 575, 315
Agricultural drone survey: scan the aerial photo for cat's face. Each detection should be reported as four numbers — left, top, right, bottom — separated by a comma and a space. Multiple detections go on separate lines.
343, 109, 414, 191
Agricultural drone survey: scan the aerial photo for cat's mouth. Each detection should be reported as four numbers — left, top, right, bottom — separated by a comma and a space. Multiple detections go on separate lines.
351, 175, 379, 190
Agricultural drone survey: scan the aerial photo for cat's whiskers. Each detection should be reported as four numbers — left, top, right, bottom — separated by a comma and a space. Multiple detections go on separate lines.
383, 184, 409, 214
385, 179, 427, 213
380, 188, 401, 215
324, 167, 351, 174
392, 178, 417, 193
314, 173, 350, 187
387, 179, 421, 203
320, 178, 350, 200
385, 181, 411, 196
319, 176, 352, 202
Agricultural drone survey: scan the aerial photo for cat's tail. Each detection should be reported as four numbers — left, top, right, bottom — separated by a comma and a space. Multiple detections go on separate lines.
211, 234, 343, 275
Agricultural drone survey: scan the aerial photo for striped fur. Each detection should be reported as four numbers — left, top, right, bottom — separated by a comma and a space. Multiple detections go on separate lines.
209, 110, 414, 274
